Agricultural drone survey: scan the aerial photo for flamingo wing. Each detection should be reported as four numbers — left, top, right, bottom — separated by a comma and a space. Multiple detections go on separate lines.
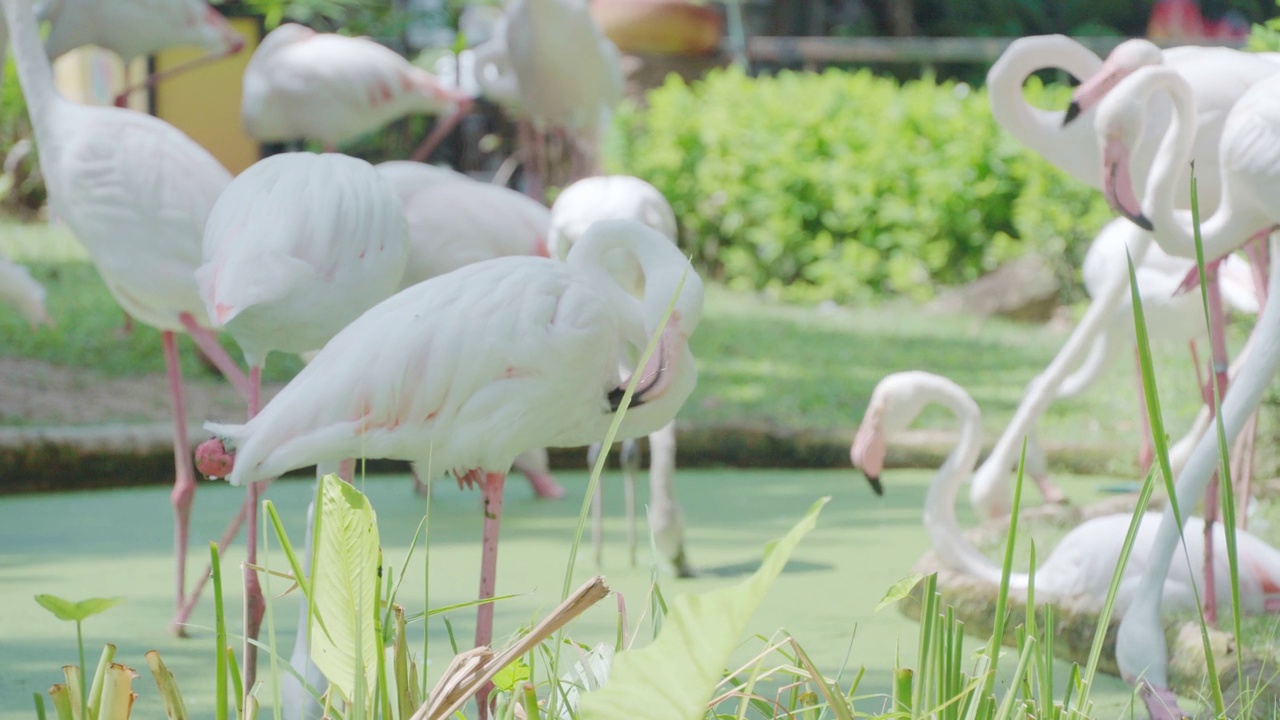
57, 110, 230, 330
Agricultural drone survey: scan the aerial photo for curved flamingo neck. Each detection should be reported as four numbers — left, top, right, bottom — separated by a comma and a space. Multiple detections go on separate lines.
1, 0, 62, 143
917, 377, 1027, 588
1137, 68, 1260, 260
986, 35, 1102, 187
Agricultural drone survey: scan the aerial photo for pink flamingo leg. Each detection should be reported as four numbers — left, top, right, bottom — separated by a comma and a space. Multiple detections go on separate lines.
1140, 682, 1187, 720
474, 472, 506, 720
178, 314, 253, 403
113, 44, 245, 107
242, 365, 266, 692
1201, 267, 1231, 627
162, 331, 197, 634
409, 100, 475, 163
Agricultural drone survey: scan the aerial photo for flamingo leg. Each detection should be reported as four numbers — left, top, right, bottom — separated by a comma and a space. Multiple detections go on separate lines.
620, 439, 640, 567
1201, 267, 1231, 627
647, 421, 696, 577
162, 331, 197, 634
1232, 411, 1258, 530
474, 472, 507, 720
409, 99, 475, 163
114, 45, 244, 107
513, 448, 564, 499
242, 365, 266, 693
1140, 682, 1187, 720
587, 443, 605, 568
178, 313, 253, 403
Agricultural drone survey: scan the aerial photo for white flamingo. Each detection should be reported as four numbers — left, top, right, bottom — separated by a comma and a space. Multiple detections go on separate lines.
1098, 64, 1280, 720
376, 160, 567, 500
973, 35, 1277, 519
479, 0, 623, 198
549, 175, 693, 576
851, 370, 1280, 614
241, 23, 473, 159
194, 219, 702, 719
0, 0, 254, 632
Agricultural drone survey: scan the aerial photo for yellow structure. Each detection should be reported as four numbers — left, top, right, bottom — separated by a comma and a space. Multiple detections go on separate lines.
51, 15, 264, 176
153, 16, 264, 175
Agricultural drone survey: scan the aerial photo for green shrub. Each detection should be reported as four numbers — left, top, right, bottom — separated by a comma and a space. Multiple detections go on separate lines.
608, 66, 1113, 303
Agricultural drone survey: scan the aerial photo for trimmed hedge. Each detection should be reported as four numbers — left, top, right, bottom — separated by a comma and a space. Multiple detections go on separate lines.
607, 66, 1114, 303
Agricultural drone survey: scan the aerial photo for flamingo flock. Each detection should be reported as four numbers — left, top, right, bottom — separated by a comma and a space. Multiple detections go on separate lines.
7, 2, 1280, 718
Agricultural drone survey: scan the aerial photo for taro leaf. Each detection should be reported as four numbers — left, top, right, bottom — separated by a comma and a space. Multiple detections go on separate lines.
579, 497, 829, 720
874, 573, 925, 614
34, 595, 124, 623
310, 474, 380, 702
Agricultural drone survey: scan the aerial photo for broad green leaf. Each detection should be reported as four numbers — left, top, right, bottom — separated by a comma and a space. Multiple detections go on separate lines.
310, 474, 381, 702
33, 595, 123, 623
492, 657, 531, 692
874, 573, 924, 614
579, 497, 829, 720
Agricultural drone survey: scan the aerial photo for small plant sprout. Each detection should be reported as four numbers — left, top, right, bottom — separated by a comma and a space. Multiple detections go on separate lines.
33, 594, 124, 720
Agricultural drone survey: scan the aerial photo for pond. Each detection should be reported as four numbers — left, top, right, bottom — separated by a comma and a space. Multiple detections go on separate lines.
0, 468, 1140, 718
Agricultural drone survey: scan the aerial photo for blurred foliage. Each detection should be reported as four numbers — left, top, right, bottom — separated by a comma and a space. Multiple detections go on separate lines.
0, 56, 45, 216
1247, 0, 1280, 48
608, 66, 1112, 304
241, 0, 408, 35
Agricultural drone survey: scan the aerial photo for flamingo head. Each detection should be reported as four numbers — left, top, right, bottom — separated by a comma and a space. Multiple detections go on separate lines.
1064, 38, 1162, 126
1093, 74, 1154, 235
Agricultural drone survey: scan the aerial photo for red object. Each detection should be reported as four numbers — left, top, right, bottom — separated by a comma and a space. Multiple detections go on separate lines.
1147, 0, 1249, 40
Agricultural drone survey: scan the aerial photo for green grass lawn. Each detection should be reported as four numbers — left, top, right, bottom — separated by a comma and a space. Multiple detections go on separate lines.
0, 218, 1237, 478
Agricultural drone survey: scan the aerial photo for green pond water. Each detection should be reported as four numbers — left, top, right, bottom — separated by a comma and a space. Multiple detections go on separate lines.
0, 468, 1146, 718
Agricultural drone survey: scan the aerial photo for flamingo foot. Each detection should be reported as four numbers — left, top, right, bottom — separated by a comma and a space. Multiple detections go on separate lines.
1033, 474, 1069, 505
1139, 682, 1189, 720
196, 438, 236, 478
456, 468, 484, 490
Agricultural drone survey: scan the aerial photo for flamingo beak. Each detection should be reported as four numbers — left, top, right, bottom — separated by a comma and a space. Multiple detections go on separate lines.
1063, 65, 1118, 127
1102, 135, 1152, 231
864, 472, 884, 497
1062, 100, 1082, 126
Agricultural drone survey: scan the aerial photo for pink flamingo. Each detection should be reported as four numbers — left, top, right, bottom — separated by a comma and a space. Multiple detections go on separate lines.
194, 219, 702, 718
0, 0, 253, 630
27, 0, 245, 106
241, 23, 473, 160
